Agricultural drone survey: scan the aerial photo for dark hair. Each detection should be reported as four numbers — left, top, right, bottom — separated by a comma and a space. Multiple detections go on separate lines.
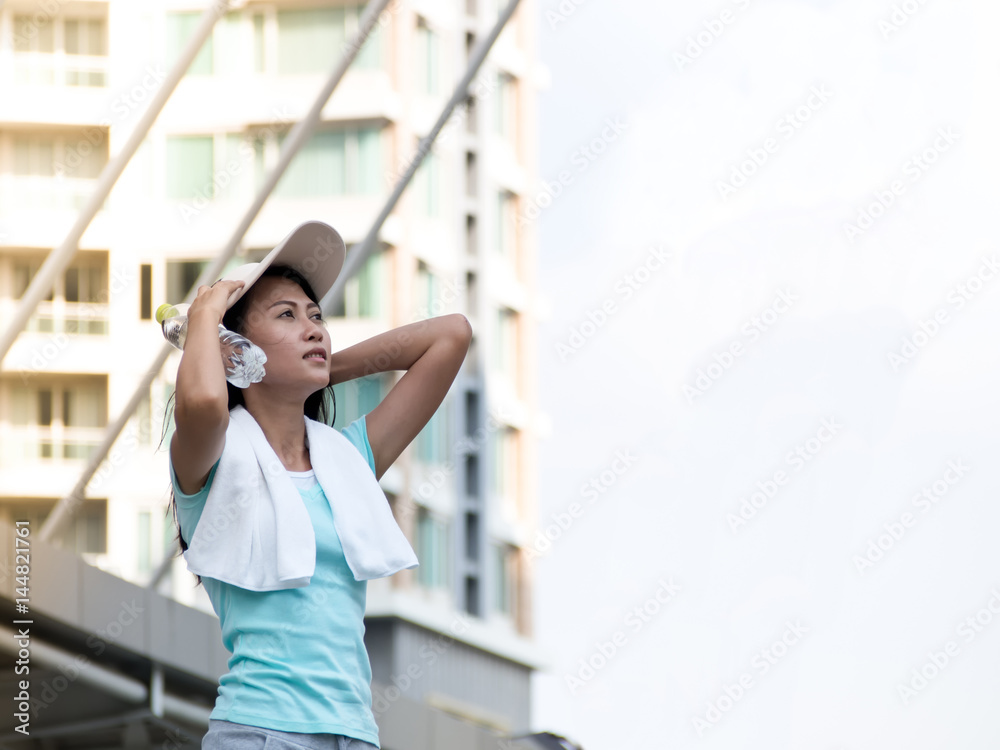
164, 264, 337, 586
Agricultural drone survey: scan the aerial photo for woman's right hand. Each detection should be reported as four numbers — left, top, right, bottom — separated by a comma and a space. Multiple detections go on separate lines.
188, 279, 245, 324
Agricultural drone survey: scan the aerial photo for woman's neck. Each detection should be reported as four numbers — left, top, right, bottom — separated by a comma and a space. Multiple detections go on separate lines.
240, 394, 311, 471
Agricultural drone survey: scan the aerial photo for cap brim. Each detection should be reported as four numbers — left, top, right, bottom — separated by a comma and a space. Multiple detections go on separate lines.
221, 221, 346, 309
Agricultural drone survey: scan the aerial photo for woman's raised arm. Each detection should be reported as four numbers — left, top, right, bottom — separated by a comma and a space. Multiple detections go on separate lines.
328, 313, 473, 481
170, 280, 245, 495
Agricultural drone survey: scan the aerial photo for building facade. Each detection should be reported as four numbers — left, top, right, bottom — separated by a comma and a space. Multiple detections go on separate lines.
0, 0, 547, 743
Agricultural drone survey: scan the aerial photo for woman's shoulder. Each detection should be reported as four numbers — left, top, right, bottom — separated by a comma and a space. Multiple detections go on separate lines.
337, 415, 376, 476
169, 452, 221, 507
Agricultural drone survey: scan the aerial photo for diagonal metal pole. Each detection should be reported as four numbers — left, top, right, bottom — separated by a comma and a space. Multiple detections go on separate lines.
321, 0, 525, 314
42, 0, 395, 546
0, 0, 231, 367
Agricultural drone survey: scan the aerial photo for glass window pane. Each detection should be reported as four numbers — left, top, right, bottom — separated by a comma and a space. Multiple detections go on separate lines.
277, 130, 345, 196
87, 266, 105, 304
355, 5, 382, 70
253, 14, 265, 72
63, 384, 105, 428
88, 20, 107, 56
166, 12, 213, 75
38, 390, 52, 426
165, 136, 214, 200
64, 267, 80, 302
356, 127, 381, 195
277, 8, 344, 75
14, 15, 55, 53
10, 387, 30, 425
65, 20, 80, 54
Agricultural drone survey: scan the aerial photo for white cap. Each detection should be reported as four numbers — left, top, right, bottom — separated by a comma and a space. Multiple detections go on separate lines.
221, 221, 346, 309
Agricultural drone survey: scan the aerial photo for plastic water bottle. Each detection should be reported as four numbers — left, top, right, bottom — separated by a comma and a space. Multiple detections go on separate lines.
156, 303, 267, 389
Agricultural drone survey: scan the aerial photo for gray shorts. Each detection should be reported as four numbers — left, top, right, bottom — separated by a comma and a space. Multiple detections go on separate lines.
202, 719, 379, 750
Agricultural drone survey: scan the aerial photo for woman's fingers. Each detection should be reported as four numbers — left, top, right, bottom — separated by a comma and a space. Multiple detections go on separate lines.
191, 280, 245, 321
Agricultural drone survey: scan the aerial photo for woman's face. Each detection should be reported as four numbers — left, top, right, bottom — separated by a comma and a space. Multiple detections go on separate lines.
237, 276, 331, 396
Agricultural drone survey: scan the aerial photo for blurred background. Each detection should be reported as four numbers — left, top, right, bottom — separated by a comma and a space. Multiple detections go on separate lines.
2, 0, 1000, 748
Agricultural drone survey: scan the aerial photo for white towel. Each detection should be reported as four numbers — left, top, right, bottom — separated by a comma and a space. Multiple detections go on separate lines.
183, 405, 419, 591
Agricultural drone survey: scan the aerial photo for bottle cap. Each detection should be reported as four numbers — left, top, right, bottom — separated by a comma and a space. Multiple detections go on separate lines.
155, 303, 179, 324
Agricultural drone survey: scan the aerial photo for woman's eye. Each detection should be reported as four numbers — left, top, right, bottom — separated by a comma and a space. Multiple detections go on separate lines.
279, 310, 293, 318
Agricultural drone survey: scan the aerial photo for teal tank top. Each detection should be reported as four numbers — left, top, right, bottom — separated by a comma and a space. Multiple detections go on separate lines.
169, 415, 381, 748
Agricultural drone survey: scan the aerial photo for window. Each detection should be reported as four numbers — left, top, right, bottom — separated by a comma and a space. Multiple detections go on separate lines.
140, 264, 153, 320
0, 500, 106, 555
12, 13, 107, 86
464, 152, 477, 197
166, 12, 214, 75
414, 152, 441, 217
417, 507, 450, 589
275, 127, 383, 197
64, 18, 108, 86
415, 262, 438, 321
416, 399, 448, 464
277, 7, 346, 75
8, 131, 108, 210
338, 248, 385, 319
8, 254, 108, 334
416, 21, 439, 95
490, 425, 517, 501
331, 374, 384, 429
494, 71, 516, 139
2, 377, 107, 464
252, 13, 266, 73
495, 190, 516, 257
165, 136, 214, 200
492, 542, 514, 615
165, 260, 209, 304
493, 306, 517, 377
277, 5, 382, 75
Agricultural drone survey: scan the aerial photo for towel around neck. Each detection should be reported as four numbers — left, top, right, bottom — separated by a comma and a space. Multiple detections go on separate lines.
182, 405, 419, 591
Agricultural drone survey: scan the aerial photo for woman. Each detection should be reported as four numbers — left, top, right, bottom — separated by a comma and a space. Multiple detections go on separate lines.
168, 222, 472, 750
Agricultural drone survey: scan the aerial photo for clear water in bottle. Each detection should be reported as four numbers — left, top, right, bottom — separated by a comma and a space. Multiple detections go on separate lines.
156, 303, 267, 388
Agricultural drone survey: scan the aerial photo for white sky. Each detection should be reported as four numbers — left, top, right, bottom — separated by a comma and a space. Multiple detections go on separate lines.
530, 1, 1000, 747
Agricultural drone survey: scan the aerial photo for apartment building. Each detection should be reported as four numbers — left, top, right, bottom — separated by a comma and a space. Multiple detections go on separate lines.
0, 0, 546, 743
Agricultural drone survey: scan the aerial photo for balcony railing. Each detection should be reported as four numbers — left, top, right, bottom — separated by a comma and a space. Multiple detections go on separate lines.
0, 175, 104, 215
8, 52, 108, 87
0, 425, 106, 467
